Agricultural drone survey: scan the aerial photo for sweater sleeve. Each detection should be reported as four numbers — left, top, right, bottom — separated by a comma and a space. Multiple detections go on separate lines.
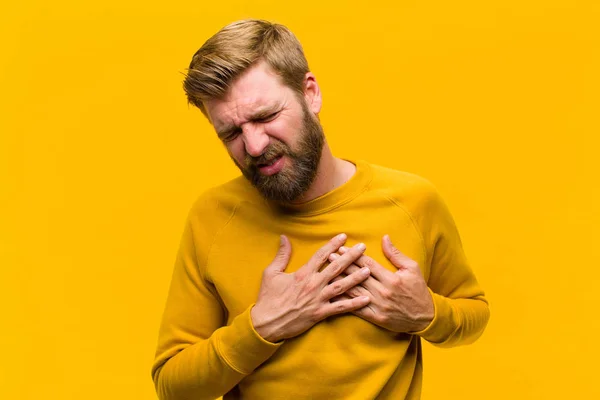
151, 206, 282, 400
410, 182, 490, 347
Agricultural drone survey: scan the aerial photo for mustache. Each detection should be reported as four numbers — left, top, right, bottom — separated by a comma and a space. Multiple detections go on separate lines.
245, 142, 291, 167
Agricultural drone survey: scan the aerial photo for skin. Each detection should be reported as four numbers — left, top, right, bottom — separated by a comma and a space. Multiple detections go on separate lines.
203, 60, 433, 342
329, 235, 434, 333
250, 234, 372, 343
204, 61, 357, 204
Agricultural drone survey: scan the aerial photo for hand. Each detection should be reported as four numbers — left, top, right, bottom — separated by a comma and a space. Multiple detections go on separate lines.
329, 235, 434, 333
251, 234, 372, 343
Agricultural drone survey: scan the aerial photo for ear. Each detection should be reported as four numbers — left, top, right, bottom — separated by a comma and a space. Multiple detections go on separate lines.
303, 72, 322, 114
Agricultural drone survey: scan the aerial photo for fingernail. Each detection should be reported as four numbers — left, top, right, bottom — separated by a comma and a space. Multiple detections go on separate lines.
280, 235, 284, 245
330, 253, 339, 259
340, 246, 348, 252
356, 243, 366, 251
337, 233, 347, 241
361, 267, 370, 276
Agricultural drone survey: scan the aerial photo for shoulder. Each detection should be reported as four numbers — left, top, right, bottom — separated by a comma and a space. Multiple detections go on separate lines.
365, 162, 458, 239
365, 161, 456, 246
366, 162, 441, 209
187, 175, 260, 225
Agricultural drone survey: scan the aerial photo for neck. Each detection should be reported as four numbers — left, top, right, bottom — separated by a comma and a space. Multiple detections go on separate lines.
289, 142, 356, 204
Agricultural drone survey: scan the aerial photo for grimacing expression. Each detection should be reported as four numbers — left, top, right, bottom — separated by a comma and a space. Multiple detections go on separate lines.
232, 99, 325, 203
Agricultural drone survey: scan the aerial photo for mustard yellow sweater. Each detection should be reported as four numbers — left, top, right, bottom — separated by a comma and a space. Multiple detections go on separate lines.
152, 160, 489, 399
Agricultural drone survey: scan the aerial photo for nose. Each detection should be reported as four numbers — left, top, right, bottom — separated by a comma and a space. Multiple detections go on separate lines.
242, 123, 270, 157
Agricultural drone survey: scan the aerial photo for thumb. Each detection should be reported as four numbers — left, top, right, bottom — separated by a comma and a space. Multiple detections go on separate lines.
268, 235, 292, 273
382, 234, 417, 271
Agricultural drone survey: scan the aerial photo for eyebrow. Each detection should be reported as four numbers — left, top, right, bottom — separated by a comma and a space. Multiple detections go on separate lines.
216, 104, 281, 138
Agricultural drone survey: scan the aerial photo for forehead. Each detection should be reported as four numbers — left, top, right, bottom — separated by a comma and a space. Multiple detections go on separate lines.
205, 62, 292, 127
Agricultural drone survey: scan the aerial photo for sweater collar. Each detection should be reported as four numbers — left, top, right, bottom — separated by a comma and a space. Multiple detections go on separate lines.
271, 159, 372, 217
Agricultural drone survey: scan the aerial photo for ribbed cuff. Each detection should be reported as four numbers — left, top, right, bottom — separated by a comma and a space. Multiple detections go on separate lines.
214, 305, 283, 374
411, 289, 459, 344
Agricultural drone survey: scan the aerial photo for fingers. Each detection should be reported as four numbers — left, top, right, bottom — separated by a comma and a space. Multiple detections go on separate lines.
266, 235, 292, 273
382, 235, 420, 272
350, 304, 376, 320
328, 255, 361, 276
305, 233, 348, 272
321, 295, 370, 318
338, 246, 389, 281
329, 296, 376, 321
329, 254, 383, 293
330, 294, 352, 302
321, 266, 370, 300
320, 242, 366, 281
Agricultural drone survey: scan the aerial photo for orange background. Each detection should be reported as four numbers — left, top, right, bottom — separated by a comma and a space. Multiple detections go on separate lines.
1, 1, 599, 399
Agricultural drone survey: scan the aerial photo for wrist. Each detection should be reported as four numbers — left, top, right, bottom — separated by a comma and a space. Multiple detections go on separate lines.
250, 305, 280, 343
413, 313, 434, 332
412, 297, 435, 332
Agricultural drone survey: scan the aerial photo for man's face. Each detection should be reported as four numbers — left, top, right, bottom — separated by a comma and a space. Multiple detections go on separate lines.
204, 62, 324, 202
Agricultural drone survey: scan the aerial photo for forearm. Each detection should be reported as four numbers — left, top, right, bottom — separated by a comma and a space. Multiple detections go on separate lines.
153, 307, 281, 400
414, 290, 490, 347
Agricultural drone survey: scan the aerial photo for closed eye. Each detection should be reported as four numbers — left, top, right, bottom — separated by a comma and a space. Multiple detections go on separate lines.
221, 128, 241, 142
218, 111, 279, 142
255, 112, 279, 123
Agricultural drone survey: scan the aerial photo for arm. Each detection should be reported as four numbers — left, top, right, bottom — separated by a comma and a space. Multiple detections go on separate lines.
410, 184, 490, 347
152, 211, 372, 399
151, 217, 281, 400
329, 182, 489, 347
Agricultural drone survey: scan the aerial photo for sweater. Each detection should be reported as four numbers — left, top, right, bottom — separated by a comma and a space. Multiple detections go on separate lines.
151, 159, 490, 399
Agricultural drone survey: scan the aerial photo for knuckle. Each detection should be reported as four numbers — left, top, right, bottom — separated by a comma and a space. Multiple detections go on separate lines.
378, 313, 390, 324
275, 250, 286, 259
304, 280, 318, 294
311, 309, 324, 323
381, 288, 393, 300
330, 281, 344, 296
390, 275, 402, 288
315, 248, 328, 263
334, 260, 346, 273
293, 271, 305, 283
326, 260, 343, 275
334, 301, 346, 313
380, 303, 392, 314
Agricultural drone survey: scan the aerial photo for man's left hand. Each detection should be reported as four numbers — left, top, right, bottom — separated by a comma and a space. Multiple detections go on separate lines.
329, 235, 434, 333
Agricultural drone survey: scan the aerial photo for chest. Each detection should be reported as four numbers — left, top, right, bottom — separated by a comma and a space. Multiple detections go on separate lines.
204, 198, 428, 321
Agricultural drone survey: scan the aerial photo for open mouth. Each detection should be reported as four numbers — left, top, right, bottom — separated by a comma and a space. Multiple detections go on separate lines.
256, 155, 285, 176
257, 155, 282, 168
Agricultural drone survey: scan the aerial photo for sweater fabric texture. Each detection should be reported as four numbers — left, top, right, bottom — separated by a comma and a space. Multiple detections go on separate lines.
152, 159, 490, 399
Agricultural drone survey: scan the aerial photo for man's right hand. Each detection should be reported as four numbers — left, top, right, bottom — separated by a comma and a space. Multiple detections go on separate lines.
250, 234, 371, 343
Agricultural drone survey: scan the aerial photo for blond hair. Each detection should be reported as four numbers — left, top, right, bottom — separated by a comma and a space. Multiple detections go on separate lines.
184, 19, 310, 116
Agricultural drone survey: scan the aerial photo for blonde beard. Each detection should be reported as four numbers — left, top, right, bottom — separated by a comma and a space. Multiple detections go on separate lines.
234, 103, 325, 203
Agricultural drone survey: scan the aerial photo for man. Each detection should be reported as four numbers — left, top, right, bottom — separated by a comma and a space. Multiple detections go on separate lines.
152, 19, 489, 400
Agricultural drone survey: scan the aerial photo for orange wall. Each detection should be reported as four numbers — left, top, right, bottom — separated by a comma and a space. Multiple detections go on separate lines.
1, 1, 598, 399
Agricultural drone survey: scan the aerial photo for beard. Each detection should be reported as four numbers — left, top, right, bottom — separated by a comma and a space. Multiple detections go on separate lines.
232, 101, 325, 203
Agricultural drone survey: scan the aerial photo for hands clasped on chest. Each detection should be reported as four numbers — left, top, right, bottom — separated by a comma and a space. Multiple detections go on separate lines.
249, 233, 435, 343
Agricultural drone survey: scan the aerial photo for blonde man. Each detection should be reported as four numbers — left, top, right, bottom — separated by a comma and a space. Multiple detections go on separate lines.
152, 19, 489, 400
